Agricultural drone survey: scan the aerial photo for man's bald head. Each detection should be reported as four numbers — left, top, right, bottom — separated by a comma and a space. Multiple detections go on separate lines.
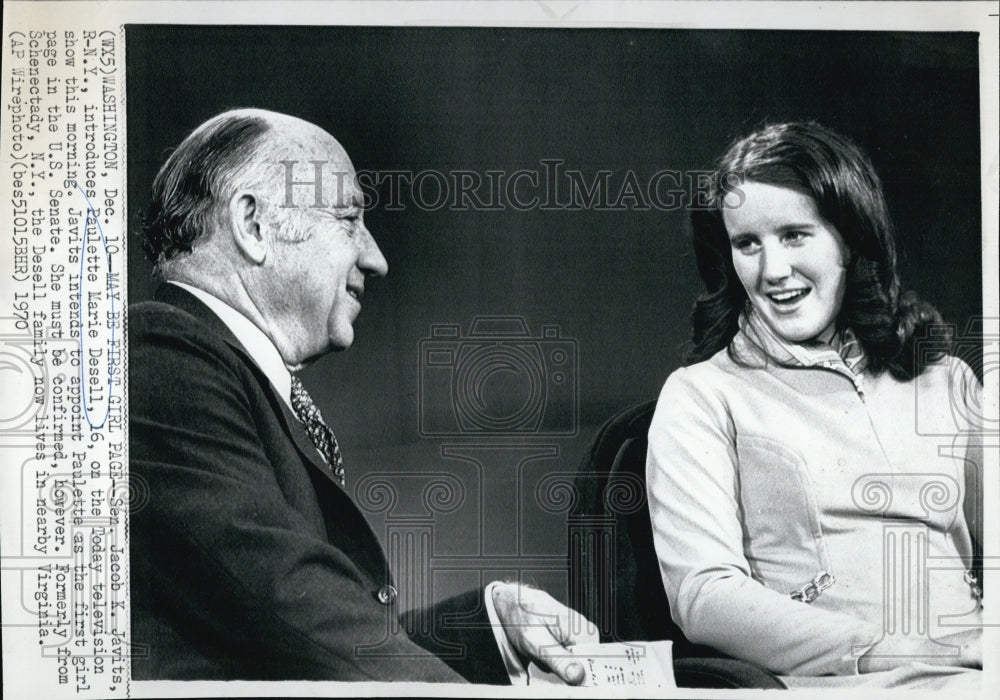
141, 109, 351, 277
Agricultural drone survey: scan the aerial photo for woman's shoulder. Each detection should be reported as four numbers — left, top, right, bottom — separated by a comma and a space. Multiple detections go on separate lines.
919, 351, 983, 406
872, 352, 984, 433
910, 353, 982, 393
662, 346, 754, 388
655, 348, 746, 412
661, 351, 720, 387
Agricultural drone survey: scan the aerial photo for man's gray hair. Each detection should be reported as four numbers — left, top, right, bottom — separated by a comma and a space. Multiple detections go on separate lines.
141, 110, 279, 275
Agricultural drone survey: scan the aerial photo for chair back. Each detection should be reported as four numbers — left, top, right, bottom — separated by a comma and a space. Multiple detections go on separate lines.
568, 400, 786, 688
569, 400, 708, 654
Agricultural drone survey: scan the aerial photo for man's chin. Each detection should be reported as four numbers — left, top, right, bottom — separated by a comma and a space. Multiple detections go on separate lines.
289, 340, 349, 371
327, 329, 355, 353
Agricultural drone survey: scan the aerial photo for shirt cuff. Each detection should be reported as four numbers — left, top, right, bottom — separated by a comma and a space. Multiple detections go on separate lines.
484, 581, 528, 685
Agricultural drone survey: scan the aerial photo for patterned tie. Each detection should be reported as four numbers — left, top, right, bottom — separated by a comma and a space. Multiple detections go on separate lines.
289, 375, 345, 485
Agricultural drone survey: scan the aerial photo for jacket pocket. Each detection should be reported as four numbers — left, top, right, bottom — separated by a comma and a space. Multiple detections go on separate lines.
736, 435, 833, 596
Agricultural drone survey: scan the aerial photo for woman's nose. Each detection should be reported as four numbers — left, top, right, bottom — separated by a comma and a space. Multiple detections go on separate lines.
761, 244, 792, 283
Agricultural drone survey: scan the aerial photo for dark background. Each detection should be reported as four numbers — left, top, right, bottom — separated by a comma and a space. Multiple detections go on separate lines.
126, 26, 982, 607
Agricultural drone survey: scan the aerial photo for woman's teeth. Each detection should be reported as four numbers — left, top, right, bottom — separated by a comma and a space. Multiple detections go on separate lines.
768, 289, 809, 304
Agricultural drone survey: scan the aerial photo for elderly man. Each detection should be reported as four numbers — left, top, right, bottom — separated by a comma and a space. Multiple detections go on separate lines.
129, 109, 593, 682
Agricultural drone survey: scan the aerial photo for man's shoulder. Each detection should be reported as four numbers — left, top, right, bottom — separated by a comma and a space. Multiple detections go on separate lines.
131, 298, 224, 343
129, 298, 247, 374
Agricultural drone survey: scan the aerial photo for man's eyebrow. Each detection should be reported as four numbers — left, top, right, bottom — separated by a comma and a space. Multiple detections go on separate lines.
316, 199, 363, 216
337, 197, 364, 211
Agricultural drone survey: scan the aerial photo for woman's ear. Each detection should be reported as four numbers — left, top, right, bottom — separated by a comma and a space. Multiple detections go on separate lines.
229, 192, 267, 265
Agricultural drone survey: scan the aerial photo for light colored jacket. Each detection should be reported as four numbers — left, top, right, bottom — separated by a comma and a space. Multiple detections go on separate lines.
646, 325, 982, 676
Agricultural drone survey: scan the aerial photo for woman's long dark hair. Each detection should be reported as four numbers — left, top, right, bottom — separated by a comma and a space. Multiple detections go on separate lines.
687, 122, 947, 379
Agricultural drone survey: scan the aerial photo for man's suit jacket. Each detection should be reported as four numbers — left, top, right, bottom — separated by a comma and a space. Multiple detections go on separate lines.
129, 284, 506, 682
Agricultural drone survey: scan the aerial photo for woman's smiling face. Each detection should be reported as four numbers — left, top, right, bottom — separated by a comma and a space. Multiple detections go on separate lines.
723, 180, 851, 344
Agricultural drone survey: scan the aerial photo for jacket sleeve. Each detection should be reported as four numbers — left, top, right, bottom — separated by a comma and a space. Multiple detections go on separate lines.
130, 311, 501, 682
645, 367, 881, 676
954, 357, 984, 584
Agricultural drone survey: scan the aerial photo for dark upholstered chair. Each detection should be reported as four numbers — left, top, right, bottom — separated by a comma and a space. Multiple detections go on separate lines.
569, 401, 786, 689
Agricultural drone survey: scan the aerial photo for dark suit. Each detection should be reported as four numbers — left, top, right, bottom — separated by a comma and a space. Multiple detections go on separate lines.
129, 284, 506, 681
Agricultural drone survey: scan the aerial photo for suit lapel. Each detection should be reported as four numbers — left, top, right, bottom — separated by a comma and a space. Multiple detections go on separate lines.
149, 284, 394, 586
152, 284, 348, 492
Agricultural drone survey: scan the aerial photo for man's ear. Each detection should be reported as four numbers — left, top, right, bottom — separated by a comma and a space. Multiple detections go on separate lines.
229, 192, 268, 265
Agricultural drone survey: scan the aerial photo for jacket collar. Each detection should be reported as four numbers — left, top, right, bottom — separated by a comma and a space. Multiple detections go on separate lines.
151, 283, 349, 492
734, 308, 868, 394
154, 282, 240, 346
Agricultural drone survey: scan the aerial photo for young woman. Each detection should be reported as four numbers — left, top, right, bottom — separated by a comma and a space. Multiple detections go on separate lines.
646, 122, 983, 688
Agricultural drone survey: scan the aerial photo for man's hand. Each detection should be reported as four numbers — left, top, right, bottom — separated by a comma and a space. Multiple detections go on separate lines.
491, 582, 599, 685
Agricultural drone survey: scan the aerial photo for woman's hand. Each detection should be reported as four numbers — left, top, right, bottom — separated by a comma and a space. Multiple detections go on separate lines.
858, 629, 982, 673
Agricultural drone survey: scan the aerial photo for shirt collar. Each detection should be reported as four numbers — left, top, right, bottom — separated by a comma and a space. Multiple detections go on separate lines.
168, 281, 293, 407
737, 308, 868, 394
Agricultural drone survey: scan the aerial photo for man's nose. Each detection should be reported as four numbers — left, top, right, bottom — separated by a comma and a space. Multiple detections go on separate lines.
358, 225, 389, 278
761, 243, 792, 283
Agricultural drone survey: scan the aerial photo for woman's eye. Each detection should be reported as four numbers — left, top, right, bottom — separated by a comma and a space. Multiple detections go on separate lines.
731, 237, 760, 254
783, 230, 806, 243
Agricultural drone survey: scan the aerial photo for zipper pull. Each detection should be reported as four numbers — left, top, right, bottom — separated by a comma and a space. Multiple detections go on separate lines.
790, 571, 836, 603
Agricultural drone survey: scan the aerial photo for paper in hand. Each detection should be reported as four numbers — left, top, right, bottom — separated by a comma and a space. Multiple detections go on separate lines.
527, 640, 676, 688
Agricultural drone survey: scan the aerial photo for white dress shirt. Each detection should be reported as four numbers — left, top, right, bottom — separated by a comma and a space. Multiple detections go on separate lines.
169, 281, 293, 408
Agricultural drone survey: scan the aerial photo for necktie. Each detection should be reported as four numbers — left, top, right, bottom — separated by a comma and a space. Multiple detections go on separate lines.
289, 375, 345, 485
